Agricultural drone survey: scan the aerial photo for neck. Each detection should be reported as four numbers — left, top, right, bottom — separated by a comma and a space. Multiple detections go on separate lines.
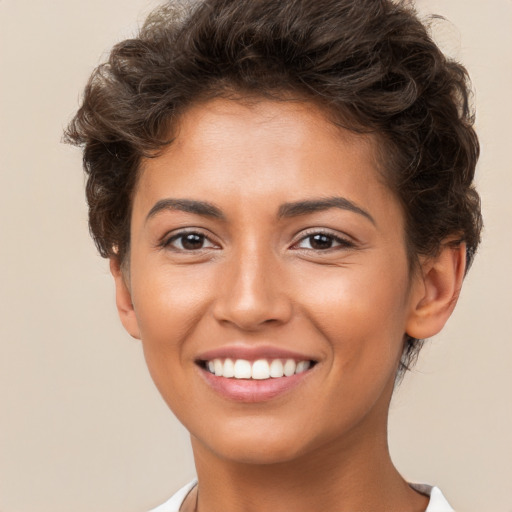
188, 422, 428, 512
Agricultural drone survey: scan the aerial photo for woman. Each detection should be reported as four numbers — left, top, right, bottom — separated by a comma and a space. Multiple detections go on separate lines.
65, 0, 481, 510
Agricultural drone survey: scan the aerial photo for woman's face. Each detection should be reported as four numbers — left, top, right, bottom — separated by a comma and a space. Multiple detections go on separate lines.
121, 98, 423, 464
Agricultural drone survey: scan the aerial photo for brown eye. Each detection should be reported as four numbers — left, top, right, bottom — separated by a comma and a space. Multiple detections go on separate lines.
181, 233, 205, 250
167, 232, 216, 251
294, 232, 353, 251
308, 234, 335, 250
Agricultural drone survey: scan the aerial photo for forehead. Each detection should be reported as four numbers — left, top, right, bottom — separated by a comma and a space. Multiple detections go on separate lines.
136, 98, 388, 201
175, 97, 378, 157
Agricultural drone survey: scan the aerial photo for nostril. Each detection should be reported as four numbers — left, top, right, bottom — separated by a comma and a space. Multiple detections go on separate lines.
212, 295, 294, 330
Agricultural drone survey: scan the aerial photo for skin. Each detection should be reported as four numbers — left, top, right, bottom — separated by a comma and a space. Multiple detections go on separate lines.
112, 98, 466, 512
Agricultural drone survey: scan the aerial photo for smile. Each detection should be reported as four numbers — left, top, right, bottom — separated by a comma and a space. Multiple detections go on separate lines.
203, 358, 313, 380
195, 347, 318, 402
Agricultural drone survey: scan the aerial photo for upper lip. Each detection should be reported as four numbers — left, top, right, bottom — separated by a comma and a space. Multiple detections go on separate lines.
195, 345, 317, 362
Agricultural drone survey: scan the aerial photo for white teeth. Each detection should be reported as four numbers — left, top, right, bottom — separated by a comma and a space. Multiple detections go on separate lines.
251, 359, 270, 380
233, 359, 252, 379
295, 361, 311, 374
223, 358, 235, 378
283, 359, 296, 377
269, 359, 284, 378
205, 358, 312, 380
214, 359, 223, 376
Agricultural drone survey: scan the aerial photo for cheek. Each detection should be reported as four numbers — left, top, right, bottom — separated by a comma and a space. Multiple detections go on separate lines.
288, 265, 410, 438
129, 265, 215, 394
132, 262, 214, 337
297, 259, 410, 371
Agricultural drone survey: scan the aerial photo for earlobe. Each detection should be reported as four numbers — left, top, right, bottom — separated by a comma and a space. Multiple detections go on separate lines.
406, 242, 466, 340
109, 258, 141, 340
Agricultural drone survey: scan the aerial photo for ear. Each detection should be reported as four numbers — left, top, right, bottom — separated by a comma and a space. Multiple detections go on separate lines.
109, 258, 141, 340
406, 242, 466, 340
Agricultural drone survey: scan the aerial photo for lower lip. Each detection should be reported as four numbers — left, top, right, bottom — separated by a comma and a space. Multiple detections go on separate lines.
198, 367, 313, 403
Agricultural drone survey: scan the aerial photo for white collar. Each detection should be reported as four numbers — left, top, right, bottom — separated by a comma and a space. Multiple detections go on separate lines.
410, 483, 455, 511
149, 480, 455, 512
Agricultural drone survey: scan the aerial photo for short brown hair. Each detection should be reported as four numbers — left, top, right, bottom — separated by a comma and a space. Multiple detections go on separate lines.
65, 0, 482, 377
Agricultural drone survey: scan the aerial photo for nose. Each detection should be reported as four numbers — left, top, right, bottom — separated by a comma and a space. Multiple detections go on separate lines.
212, 242, 293, 331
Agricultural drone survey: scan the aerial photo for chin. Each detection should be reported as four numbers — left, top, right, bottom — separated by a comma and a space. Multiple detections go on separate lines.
191, 420, 317, 466
215, 440, 309, 466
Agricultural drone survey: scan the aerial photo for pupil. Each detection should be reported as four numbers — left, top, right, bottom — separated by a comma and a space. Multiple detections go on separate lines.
310, 234, 332, 249
182, 233, 203, 250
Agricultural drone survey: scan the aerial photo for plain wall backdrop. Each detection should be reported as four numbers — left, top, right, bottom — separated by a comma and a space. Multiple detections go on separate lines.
0, 1, 511, 511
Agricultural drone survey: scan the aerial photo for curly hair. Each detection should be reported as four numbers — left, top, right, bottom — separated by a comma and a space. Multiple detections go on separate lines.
65, 0, 482, 378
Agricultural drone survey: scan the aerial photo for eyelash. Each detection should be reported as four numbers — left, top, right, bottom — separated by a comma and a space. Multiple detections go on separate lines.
291, 229, 355, 252
162, 230, 219, 252
161, 229, 354, 253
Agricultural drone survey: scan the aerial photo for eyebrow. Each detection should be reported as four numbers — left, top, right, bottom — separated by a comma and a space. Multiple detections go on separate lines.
145, 199, 225, 223
145, 196, 375, 225
278, 197, 375, 225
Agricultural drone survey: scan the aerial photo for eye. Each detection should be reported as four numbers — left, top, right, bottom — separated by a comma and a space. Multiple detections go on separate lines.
165, 232, 218, 251
294, 232, 353, 251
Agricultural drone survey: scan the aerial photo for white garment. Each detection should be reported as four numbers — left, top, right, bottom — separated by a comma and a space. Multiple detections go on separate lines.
148, 480, 455, 512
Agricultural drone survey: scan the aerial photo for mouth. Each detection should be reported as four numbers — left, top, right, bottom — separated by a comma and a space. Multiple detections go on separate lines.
198, 358, 316, 380
194, 347, 319, 402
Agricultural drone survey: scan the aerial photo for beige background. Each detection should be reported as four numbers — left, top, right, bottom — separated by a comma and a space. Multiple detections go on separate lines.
0, 1, 510, 511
